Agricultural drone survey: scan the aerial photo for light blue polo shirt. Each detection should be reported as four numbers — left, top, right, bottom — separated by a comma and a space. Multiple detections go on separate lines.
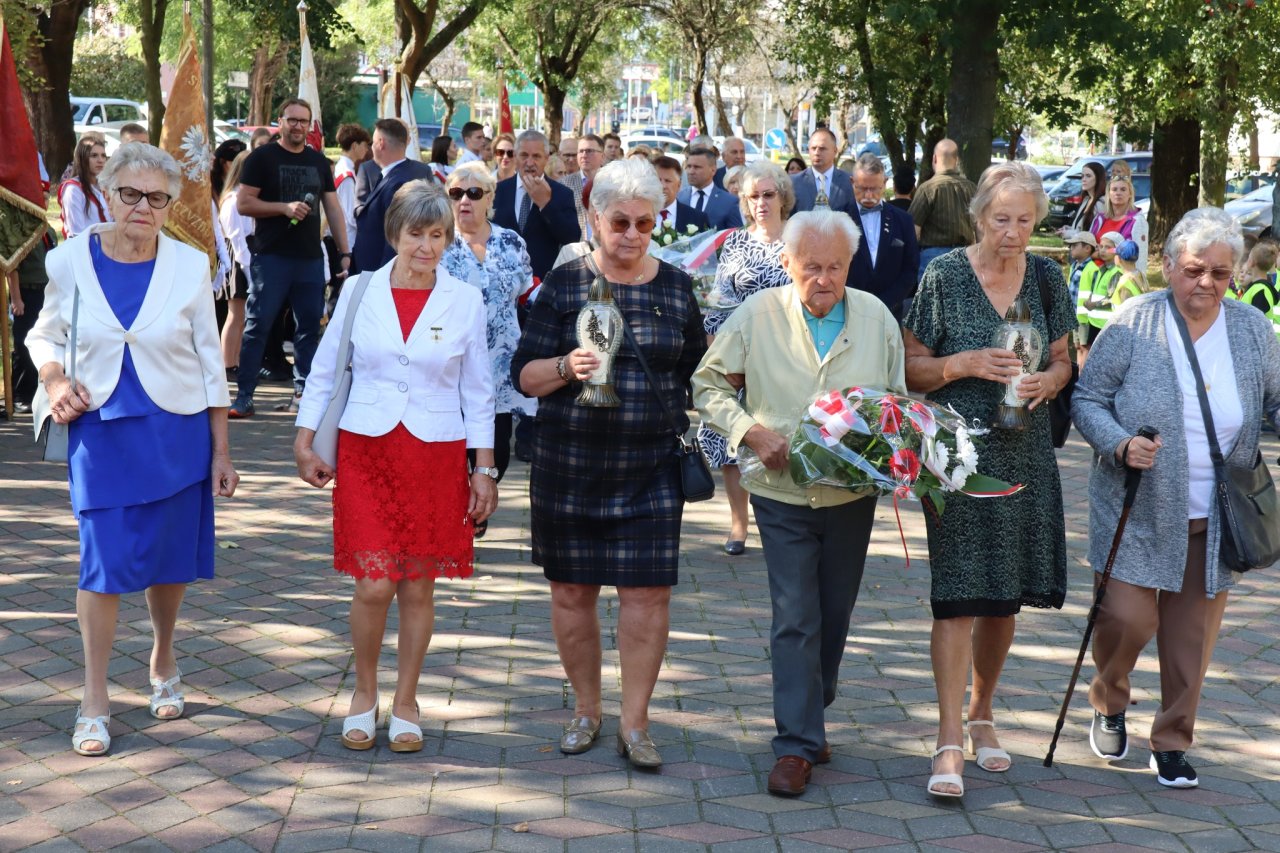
802, 300, 846, 360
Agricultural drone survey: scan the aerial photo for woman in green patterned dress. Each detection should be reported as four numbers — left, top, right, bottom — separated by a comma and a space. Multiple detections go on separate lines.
903, 161, 1074, 798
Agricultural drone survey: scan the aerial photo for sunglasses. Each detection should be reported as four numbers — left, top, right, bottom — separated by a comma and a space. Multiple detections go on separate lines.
606, 216, 656, 234
447, 187, 489, 201
1176, 264, 1233, 284
746, 190, 779, 203
116, 186, 173, 209
496, 149, 515, 158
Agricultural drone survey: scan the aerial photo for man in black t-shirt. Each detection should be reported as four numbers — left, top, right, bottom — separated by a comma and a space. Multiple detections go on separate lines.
230, 97, 351, 417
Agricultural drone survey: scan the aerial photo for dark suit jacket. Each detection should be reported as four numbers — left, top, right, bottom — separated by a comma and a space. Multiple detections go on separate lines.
352, 159, 436, 273
354, 159, 380, 209
791, 167, 855, 216
672, 202, 710, 234
713, 164, 727, 190
493, 176, 581, 280
846, 202, 920, 318
679, 184, 742, 230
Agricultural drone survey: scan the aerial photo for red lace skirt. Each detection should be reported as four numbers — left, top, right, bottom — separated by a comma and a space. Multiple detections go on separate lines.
333, 426, 473, 581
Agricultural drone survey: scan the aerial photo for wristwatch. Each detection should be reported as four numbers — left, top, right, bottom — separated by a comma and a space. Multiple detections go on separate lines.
473, 466, 500, 480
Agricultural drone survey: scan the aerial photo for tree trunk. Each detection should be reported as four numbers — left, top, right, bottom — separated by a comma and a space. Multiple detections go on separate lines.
248, 39, 289, 125
1198, 58, 1238, 208
427, 75, 455, 131
137, 0, 170, 145
690, 46, 708, 134
1249, 127, 1260, 172
1149, 115, 1200, 251
944, 0, 1000, 182
711, 70, 732, 136
22, 0, 92, 181
851, 4, 904, 172
575, 109, 588, 137
918, 91, 948, 183
397, 0, 492, 90
1006, 125, 1022, 161
542, 87, 567, 148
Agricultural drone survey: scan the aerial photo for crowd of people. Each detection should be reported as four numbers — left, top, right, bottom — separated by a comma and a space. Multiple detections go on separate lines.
13, 102, 1277, 806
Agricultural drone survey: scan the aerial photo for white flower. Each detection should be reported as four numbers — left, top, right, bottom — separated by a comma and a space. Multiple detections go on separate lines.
956, 426, 978, 471
662, 233, 674, 245
931, 440, 950, 475
686, 224, 698, 235
950, 465, 971, 491
179, 125, 213, 183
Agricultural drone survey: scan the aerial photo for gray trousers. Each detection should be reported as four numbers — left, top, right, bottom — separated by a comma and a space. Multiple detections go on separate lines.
751, 494, 877, 761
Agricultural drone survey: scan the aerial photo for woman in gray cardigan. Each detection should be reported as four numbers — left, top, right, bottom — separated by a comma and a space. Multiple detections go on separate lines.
1072, 207, 1280, 789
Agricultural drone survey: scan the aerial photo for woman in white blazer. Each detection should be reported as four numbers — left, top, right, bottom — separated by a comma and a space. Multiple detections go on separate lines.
294, 180, 497, 753
26, 143, 240, 757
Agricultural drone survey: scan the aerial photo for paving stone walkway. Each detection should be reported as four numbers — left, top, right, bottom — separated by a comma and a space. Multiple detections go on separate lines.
1, 385, 1277, 852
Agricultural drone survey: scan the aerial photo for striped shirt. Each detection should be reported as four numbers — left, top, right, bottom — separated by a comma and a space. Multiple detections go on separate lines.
908, 169, 977, 248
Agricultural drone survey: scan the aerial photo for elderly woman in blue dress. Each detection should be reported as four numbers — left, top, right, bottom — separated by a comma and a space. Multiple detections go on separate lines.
27, 143, 239, 756
1072, 207, 1280, 788
441, 161, 538, 537
697, 159, 795, 555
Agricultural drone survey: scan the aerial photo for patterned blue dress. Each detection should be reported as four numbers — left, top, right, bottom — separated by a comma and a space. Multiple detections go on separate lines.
697, 228, 790, 468
441, 223, 538, 416
69, 236, 214, 594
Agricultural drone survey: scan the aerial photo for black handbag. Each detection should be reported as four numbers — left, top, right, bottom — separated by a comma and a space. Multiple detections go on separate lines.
618, 317, 715, 503
1169, 295, 1280, 572
1033, 255, 1078, 448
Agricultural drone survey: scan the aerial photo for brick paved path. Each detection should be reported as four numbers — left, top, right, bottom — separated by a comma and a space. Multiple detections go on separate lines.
1, 386, 1277, 852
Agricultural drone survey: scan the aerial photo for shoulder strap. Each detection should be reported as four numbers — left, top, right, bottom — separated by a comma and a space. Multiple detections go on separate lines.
329, 271, 373, 403
68, 286, 80, 384
1167, 292, 1227, 476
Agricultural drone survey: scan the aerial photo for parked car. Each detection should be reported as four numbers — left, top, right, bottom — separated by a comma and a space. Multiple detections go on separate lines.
622, 134, 687, 163
1046, 152, 1153, 228
711, 135, 764, 163
1225, 172, 1276, 201
630, 106, 653, 122
1224, 183, 1275, 243
71, 96, 144, 127
1033, 164, 1069, 194
628, 125, 683, 141
992, 137, 1027, 160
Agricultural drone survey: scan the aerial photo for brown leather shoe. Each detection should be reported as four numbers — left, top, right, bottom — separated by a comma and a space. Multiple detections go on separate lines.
767, 755, 813, 797
816, 742, 832, 764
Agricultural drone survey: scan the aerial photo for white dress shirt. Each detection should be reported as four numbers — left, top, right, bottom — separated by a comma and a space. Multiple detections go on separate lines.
858, 204, 882, 265
457, 149, 483, 165
660, 200, 679, 226
812, 167, 835, 197
689, 183, 712, 212
334, 155, 358, 250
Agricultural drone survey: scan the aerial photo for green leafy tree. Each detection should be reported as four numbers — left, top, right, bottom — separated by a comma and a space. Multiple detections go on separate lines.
394, 0, 492, 90
11, 0, 94, 179
69, 35, 147, 102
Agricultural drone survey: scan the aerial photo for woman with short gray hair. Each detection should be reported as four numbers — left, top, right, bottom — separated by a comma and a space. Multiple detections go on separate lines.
902, 160, 1074, 798
442, 163, 537, 533
295, 179, 496, 753
512, 158, 707, 769
1071, 206, 1279, 788
27, 142, 239, 756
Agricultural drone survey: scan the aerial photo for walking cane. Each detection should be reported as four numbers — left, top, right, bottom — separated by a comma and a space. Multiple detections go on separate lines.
1044, 425, 1158, 767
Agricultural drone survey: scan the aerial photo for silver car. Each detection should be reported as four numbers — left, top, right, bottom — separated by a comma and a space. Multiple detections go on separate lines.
1225, 183, 1275, 242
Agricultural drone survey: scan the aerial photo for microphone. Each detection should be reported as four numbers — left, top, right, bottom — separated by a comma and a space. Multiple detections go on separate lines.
290, 193, 316, 226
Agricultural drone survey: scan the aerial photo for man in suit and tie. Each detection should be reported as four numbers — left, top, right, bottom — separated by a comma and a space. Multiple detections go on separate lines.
714, 137, 747, 190
492, 129, 581, 280
352, 118, 436, 273
679, 146, 743, 230
846, 153, 920, 319
791, 128, 855, 216
654, 156, 711, 234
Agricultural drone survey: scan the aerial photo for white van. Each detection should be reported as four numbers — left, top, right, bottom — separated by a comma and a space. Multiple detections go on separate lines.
71, 97, 145, 127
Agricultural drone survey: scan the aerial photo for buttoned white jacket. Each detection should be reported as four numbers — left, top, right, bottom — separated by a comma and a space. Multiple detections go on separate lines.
26, 224, 230, 414
296, 260, 496, 447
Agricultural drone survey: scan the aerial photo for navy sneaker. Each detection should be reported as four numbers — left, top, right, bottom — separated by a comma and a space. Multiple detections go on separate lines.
1090, 709, 1128, 760
1150, 751, 1198, 788
228, 397, 255, 419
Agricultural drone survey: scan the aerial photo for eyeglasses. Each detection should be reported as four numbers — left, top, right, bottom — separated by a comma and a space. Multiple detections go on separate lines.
496, 148, 515, 158
746, 191, 778, 203
606, 216, 656, 234
447, 187, 489, 201
282, 117, 310, 127
1176, 264, 1234, 284
116, 186, 173, 209
578, 148, 602, 156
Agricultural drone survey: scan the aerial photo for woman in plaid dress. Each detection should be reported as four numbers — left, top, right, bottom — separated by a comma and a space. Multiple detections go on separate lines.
512, 159, 707, 769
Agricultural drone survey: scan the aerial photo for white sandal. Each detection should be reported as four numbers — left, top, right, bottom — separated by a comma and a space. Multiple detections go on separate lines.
927, 744, 965, 798
387, 705, 423, 753
72, 708, 111, 756
341, 698, 380, 750
149, 671, 185, 720
966, 719, 1012, 772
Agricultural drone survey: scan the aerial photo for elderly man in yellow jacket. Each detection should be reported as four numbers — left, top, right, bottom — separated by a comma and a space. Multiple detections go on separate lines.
693, 209, 906, 798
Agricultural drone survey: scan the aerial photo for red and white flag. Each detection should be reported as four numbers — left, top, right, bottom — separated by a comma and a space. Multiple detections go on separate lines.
0, 7, 46, 274
499, 79, 513, 135
297, 1, 324, 151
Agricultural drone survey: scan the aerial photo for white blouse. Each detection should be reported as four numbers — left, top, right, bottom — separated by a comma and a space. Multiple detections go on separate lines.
1166, 303, 1244, 519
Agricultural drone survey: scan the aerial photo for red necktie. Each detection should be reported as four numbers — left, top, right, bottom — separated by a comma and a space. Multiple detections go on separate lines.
661, 209, 669, 223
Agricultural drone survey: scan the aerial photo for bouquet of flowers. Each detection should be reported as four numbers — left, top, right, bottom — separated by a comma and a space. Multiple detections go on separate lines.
649, 228, 734, 309
651, 220, 703, 248
744, 386, 1022, 516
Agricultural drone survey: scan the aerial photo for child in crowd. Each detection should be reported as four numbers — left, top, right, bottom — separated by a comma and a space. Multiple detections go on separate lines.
1111, 239, 1147, 307
1236, 241, 1279, 314
1065, 230, 1097, 306
1076, 231, 1122, 366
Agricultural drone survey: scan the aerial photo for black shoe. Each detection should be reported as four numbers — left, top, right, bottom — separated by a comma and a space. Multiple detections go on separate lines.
1149, 750, 1198, 788
13, 401, 31, 414
723, 540, 745, 556
1090, 709, 1128, 760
